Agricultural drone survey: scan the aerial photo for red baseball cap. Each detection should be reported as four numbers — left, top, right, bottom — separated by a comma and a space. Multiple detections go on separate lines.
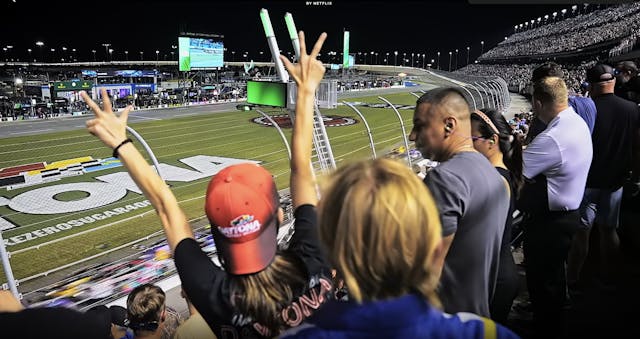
205, 163, 279, 275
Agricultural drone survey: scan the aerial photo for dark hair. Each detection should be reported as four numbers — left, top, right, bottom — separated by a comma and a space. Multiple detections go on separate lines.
417, 86, 471, 109
531, 62, 564, 83
471, 108, 524, 196
617, 60, 638, 74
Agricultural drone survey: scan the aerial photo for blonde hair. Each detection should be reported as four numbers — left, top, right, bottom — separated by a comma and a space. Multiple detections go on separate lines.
126, 283, 166, 335
533, 76, 568, 106
231, 252, 308, 335
318, 158, 442, 306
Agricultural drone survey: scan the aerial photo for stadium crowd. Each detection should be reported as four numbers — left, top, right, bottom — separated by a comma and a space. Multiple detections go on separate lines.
480, 3, 640, 60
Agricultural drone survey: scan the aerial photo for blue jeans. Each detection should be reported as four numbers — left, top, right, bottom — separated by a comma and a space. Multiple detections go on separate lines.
579, 187, 623, 229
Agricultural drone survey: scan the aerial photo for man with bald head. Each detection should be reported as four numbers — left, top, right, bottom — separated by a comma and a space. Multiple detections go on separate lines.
409, 87, 509, 317
518, 76, 592, 338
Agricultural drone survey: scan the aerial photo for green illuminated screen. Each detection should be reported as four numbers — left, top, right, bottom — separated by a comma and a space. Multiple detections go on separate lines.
246, 81, 287, 108
343, 31, 350, 68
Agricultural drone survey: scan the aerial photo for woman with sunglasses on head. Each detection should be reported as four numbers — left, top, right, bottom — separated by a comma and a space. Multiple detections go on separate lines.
80, 30, 332, 339
471, 108, 523, 326
278, 117, 520, 336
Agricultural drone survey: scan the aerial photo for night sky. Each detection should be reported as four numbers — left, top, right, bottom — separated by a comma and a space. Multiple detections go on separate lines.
3, 0, 574, 64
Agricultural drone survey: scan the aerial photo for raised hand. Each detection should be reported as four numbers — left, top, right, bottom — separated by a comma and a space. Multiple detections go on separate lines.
280, 31, 327, 94
0, 290, 24, 313
81, 88, 132, 149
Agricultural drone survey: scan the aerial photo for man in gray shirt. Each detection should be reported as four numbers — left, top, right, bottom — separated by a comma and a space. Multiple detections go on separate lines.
409, 87, 510, 317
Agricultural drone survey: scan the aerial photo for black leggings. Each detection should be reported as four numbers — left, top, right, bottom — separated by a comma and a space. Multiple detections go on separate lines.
490, 250, 519, 325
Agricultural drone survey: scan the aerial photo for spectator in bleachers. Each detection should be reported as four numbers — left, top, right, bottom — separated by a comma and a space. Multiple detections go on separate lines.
614, 60, 639, 101
568, 64, 640, 292
525, 63, 597, 144
625, 75, 640, 104
86, 304, 133, 339
471, 108, 523, 325
279, 158, 519, 338
517, 77, 592, 338
80, 31, 332, 339
408, 87, 510, 317
126, 283, 170, 339
0, 290, 111, 338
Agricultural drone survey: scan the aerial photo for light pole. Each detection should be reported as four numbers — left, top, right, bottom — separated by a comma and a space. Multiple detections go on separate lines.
232, 51, 235, 62
480, 41, 484, 55
27, 48, 32, 62
402, 52, 406, 66
2, 48, 6, 62
448, 51, 452, 71
155, 50, 159, 63
36, 41, 44, 62
422, 53, 426, 68
411, 53, 414, 67
109, 48, 113, 61
102, 43, 111, 61
125, 50, 129, 61
62, 46, 67, 62
140, 51, 144, 60
375, 52, 378, 64
50, 48, 55, 63
92, 49, 97, 62
437, 51, 440, 70
454, 49, 458, 70
466, 46, 470, 65
72, 48, 76, 61
5, 45, 12, 62
370, 51, 374, 64
394, 51, 398, 66
386, 52, 389, 65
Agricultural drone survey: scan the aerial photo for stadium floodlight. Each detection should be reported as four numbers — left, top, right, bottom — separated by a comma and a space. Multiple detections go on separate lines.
544, 15, 549, 20
260, 8, 288, 82
537, 17, 541, 22
284, 12, 301, 61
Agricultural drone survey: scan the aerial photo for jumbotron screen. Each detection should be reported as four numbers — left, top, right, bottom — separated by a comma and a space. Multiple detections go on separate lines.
178, 37, 224, 71
246, 81, 287, 108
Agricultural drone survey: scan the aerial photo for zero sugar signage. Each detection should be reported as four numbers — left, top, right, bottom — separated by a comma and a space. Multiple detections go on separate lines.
0, 155, 258, 246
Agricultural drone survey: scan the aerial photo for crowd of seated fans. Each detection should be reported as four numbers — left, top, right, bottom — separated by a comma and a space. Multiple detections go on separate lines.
457, 61, 602, 96
480, 3, 640, 60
